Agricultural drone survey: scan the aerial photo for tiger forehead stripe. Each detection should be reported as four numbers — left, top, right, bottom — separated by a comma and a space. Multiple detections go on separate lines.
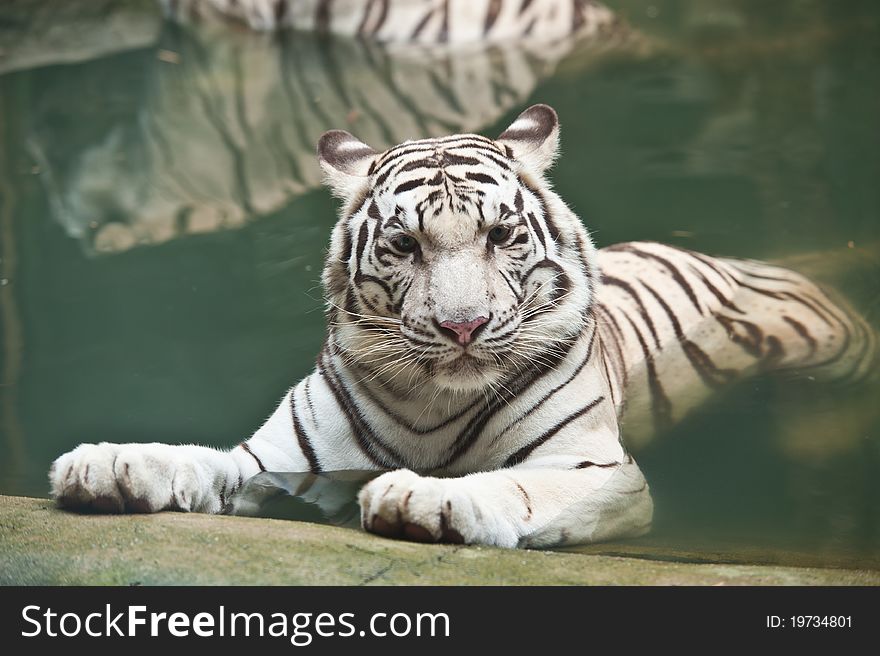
373, 154, 516, 198
376, 133, 499, 155
371, 135, 507, 176
374, 147, 507, 183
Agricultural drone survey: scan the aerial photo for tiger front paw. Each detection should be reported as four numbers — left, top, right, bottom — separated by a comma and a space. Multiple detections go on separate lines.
358, 470, 517, 547
49, 442, 219, 514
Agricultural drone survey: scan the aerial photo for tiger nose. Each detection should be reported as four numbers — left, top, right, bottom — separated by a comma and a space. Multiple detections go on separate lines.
437, 316, 490, 346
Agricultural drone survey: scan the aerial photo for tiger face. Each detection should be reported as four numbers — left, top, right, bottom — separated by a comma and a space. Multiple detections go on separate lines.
319, 105, 596, 393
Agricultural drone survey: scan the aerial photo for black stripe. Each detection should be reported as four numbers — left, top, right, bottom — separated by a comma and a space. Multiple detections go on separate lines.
326, 353, 412, 465
714, 313, 764, 358
350, 370, 484, 435
614, 244, 703, 314
357, 0, 389, 35
797, 288, 850, 326
485, 0, 502, 33
730, 261, 798, 283
411, 6, 435, 40
514, 482, 533, 519
339, 226, 353, 266
640, 281, 738, 388
490, 326, 597, 447
621, 312, 672, 428
372, 0, 390, 35
782, 315, 818, 358
776, 303, 854, 375
528, 182, 560, 245
318, 353, 396, 467
354, 216, 370, 263
763, 335, 785, 368
398, 157, 441, 173
274, 0, 290, 21
465, 172, 498, 185
498, 268, 523, 302
438, 134, 498, 148
240, 443, 266, 472
439, 0, 449, 42
304, 377, 318, 424
440, 152, 482, 167
381, 148, 488, 190
367, 200, 383, 222
290, 388, 321, 473
439, 328, 583, 468
527, 212, 547, 250
595, 303, 628, 391
357, 0, 376, 34
425, 170, 444, 186
571, 0, 586, 33
504, 396, 605, 467
574, 459, 619, 469
599, 345, 618, 408
353, 275, 394, 314
522, 258, 570, 317
446, 143, 511, 161
374, 148, 437, 183
686, 264, 744, 314
749, 283, 840, 330
394, 178, 425, 194
601, 275, 661, 350
456, 147, 513, 171
663, 243, 741, 288
315, 0, 332, 31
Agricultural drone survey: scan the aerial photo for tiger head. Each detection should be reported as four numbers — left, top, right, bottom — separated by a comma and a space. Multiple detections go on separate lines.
318, 105, 596, 393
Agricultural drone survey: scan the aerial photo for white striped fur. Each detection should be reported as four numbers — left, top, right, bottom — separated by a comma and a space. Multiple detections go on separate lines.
49, 105, 876, 548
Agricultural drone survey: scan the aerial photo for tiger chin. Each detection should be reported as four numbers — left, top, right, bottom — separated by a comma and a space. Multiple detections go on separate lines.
49, 104, 875, 549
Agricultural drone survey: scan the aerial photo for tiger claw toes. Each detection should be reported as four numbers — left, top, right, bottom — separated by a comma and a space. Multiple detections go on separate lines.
50, 443, 215, 514
359, 469, 480, 545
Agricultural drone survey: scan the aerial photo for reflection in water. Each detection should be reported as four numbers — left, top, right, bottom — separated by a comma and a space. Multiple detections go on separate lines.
162, 0, 616, 46
1, 0, 878, 563
0, 0, 160, 75
228, 470, 380, 528
25, 17, 625, 255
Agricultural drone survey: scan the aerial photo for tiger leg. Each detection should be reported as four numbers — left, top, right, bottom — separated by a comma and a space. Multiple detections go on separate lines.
359, 457, 653, 549
49, 380, 343, 513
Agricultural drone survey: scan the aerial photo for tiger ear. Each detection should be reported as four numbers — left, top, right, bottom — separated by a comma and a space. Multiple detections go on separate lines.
317, 130, 378, 201
496, 104, 560, 176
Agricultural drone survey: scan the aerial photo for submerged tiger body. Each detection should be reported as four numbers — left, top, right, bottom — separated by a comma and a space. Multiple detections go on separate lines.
49, 105, 875, 548
596, 244, 875, 451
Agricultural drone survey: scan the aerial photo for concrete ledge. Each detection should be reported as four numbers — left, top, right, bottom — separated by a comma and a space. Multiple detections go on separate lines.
1, 496, 877, 585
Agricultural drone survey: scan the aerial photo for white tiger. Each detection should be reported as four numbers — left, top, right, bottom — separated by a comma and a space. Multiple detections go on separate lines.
49, 105, 876, 548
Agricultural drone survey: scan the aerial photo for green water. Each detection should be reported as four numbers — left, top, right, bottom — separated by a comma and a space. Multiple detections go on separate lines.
0, 1, 878, 564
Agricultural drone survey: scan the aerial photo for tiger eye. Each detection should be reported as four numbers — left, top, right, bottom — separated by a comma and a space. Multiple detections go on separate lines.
392, 235, 418, 253
488, 225, 512, 244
